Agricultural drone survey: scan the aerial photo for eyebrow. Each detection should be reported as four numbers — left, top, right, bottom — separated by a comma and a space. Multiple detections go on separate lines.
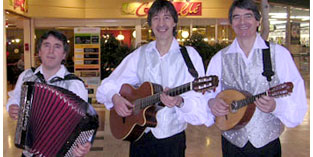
232, 13, 253, 17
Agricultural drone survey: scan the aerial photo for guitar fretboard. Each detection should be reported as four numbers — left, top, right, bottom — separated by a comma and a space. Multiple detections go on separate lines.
134, 82, 192, 110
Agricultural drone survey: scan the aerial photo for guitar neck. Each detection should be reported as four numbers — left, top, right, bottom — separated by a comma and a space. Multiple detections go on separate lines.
138, 82, 192, 109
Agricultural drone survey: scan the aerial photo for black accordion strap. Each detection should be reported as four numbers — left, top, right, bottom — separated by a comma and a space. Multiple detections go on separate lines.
31, 67, 84, 84
180, 45, 198, 78
262, 41, 275, 82
31, 67, 46, 83
49, 74, 84, 84
35, 72, 47, 83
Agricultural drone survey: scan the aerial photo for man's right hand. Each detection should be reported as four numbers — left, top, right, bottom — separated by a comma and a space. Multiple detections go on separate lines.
112, 94, 134, 117
9, 104, 20, 120
208, 98, 230, 117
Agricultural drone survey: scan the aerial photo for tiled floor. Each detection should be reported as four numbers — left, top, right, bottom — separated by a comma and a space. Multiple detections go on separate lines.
3, 56, 310, 157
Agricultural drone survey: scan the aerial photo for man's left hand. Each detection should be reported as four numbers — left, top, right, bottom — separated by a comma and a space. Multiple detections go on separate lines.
72, 142, 92, 157
160, 87, 184, 108
254, 95, 276, 113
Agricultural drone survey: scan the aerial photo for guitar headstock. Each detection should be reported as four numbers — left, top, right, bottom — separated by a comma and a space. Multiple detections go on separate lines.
268, 82, 294, 97
192, 75, 219, 93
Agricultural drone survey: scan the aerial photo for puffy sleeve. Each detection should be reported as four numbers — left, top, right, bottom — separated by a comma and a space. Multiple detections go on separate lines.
96, 49, 141, 110
271, 44, 308, 127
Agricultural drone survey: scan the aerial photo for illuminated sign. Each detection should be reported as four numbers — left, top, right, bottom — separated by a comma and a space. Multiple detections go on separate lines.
122, 2, 202, 17
9, 0, 28, 12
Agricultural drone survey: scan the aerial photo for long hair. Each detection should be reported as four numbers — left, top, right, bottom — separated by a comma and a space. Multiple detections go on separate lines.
147, 0, 178, 36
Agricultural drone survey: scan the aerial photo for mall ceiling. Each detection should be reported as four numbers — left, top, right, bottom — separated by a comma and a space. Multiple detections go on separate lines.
267, 0, 309, 9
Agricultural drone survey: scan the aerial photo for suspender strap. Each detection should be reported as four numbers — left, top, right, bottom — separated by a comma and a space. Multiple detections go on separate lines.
180, 45, 198, 78
262, 41, 275, 82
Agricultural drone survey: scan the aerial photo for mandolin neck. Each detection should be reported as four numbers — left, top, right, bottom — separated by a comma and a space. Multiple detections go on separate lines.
232, 92, 267, 111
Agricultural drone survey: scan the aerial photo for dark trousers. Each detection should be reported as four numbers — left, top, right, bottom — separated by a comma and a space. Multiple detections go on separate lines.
130, 131, 186, 157
222, 136, 281, 157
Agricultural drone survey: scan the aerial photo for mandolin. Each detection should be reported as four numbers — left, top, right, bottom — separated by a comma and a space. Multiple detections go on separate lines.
215, 82, 293, 131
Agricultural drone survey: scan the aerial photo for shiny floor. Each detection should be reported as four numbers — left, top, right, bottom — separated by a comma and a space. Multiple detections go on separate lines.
3, 56, 310, 157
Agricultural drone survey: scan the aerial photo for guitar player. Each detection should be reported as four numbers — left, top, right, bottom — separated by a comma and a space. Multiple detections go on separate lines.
96, 0, 211, 156
204, 0, 307, 157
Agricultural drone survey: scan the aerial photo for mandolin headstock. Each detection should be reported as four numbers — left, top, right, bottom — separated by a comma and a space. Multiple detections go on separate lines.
268, 82, 293, 97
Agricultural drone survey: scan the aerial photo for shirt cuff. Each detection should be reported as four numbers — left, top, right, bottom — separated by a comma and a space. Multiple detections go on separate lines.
271, 98, 286, 116
177, 98, 194, 113
105, 89, 119, 109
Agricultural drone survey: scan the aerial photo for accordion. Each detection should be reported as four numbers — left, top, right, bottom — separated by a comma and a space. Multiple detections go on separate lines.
15, 82, 99, 157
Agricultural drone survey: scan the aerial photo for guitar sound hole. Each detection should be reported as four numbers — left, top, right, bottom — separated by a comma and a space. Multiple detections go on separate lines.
123, 117, 126, 124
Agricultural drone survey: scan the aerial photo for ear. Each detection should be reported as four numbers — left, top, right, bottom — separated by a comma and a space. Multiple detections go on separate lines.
173, 23, 177, 28
62, 52, 66, 60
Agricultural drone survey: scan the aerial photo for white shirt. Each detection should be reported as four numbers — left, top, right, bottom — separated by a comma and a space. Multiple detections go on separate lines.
96, 38, 211, 138
205, 33, 308, 128
6, 65, 88, 112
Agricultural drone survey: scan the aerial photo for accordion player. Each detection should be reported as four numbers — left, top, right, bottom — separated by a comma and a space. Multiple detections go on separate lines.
14, 81, 99, 157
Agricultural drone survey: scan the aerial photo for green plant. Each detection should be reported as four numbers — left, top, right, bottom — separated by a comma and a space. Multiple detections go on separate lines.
184, 33, 228, 70
100, 34, 132, 79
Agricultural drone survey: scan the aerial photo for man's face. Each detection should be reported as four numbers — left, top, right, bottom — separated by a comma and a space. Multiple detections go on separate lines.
39, 35, 66, 70
231, 7, 259, 39
151, 9, 176, 41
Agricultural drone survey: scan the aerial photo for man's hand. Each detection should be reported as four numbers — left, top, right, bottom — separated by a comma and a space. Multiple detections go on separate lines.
72, 142, 92, 157
9, 104, 20, 120
160, 88, 184, 108
112, 94, 134, 117
208, 98, 229, 117
254, 95, 276, 113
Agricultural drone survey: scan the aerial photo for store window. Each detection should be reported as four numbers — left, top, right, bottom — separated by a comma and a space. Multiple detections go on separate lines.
5, 12, 25, 86
268, 5, 287, 45
290, 7, 309, 47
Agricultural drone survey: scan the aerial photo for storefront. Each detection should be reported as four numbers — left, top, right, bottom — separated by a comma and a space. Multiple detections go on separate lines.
3, 0, 310, 104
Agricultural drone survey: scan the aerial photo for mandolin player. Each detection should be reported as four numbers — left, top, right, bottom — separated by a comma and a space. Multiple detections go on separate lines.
204, 0, 308, 157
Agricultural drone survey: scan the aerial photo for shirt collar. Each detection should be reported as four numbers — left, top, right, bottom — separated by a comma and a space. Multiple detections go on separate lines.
147, 37, 180, 55
35, 65, 67, 81
225, 33, 268, 54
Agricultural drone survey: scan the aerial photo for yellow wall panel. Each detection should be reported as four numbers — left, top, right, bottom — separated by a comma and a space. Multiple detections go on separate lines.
4, 0, 233, 19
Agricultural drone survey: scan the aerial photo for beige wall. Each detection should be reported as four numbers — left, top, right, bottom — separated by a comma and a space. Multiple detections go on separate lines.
4, 0, 233, 19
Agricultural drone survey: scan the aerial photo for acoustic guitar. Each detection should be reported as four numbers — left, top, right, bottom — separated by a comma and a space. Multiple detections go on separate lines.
110, 76, 218, 141
215, 82, 293, 131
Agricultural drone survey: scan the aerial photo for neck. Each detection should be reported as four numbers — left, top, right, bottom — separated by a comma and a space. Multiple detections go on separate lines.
42, 65, 61, 80
156, 36, 173, 56
237, 34, 257, 57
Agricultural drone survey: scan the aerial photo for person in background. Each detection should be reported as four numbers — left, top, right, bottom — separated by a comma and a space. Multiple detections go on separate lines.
96, 0, 210, 156
204, 0, 307, 156
7, 30, 92, 157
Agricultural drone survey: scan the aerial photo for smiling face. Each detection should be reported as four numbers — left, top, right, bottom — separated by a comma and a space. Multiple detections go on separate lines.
38, 35, 66, 70
231, 7, 260, 40
151, 9, 176, 42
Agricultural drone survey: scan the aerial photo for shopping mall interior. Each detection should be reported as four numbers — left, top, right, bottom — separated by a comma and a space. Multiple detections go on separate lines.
3, 0, 310, 156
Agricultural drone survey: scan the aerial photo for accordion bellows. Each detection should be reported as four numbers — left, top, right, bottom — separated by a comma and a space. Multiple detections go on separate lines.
15, 82, 99, 157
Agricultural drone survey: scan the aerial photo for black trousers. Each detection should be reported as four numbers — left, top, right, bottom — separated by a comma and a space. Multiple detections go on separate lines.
222, 136, 281, 157
130, 131, 186, 157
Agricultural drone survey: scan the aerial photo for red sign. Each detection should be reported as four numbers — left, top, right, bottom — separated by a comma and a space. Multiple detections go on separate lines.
10, 0, 28, 12
136, 2, 202, 17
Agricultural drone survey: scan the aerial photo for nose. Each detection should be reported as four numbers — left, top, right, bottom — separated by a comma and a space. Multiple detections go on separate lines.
158, 18, 164, 26
239, 16, 245, 24
48, 46, 54, 53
